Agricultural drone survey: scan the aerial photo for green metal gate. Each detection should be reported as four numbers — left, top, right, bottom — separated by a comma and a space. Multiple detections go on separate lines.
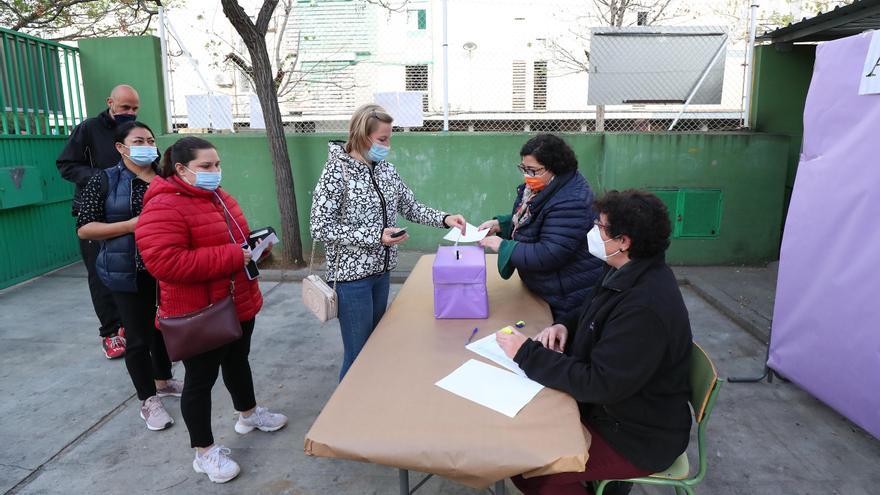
0, 28, 85, 290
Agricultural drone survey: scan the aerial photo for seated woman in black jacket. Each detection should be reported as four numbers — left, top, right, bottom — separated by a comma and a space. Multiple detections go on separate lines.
496, 190, 693, 495
478, 134, 604, 320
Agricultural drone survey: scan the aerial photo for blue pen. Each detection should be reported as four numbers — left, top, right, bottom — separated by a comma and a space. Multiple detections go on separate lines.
465, 327, 479, 346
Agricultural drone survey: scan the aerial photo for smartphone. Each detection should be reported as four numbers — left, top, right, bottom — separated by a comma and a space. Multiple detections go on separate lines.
389, 228, 408, 239
241, 242, 260, 280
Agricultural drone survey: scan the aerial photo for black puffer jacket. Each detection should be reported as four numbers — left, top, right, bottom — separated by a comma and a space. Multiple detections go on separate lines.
514, 254, 693, 472
56, 109, 123, 216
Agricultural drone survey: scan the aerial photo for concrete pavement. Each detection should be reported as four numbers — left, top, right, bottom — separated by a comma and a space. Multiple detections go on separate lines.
0, 256, 877, 495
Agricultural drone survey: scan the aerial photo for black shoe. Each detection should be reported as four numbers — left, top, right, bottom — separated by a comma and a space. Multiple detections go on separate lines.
602, 481, 633, 495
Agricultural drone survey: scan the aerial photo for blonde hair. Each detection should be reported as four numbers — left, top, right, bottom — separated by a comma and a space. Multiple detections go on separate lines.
345, 104, 394, 157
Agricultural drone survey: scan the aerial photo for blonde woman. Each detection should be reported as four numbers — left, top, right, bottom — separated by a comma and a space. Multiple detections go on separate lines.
311, 104, 466, 380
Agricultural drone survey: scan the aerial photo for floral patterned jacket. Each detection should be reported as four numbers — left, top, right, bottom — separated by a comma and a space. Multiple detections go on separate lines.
310, 141, 447, 282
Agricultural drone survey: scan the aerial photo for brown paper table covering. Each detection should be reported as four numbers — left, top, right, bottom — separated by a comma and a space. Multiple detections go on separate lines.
304, 254, 591, 489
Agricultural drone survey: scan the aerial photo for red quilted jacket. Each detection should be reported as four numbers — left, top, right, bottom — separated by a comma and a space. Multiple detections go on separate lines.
135, 175, 262, 322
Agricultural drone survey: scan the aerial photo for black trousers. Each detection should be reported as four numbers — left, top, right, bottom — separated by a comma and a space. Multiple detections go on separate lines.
79, 238, 121, 338
181, 319, 257, 448
110, 273, 173, 400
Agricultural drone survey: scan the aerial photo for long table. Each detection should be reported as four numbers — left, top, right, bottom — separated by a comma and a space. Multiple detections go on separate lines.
304, 254, 590, 493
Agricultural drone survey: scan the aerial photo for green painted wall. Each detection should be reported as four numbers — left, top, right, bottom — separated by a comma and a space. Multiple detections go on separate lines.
0, 137, 77, 289
78, 36, 168, 134
158, 131, 788, 265
751, 44, 816, 213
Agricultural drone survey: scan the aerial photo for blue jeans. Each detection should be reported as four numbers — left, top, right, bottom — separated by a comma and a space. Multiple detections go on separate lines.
335, 271, 390, 381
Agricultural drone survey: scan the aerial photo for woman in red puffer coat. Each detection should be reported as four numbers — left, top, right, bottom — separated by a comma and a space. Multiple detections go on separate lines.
135, 136, 287, 484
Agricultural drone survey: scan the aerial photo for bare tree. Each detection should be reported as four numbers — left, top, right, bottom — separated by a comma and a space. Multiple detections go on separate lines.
547, 0, 679, 75
217, 0, 411, 264
221, 0, 305, 266
0, 0, 165, 41
591, 0, 676, 27
210, 0, 406, 107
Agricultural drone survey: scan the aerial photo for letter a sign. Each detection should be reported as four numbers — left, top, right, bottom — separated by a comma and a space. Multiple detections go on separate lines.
859, 30, 880, 95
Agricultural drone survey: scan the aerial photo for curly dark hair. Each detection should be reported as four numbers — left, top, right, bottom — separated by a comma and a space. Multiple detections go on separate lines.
519, 134, 578, 175
593, 189, 671, 259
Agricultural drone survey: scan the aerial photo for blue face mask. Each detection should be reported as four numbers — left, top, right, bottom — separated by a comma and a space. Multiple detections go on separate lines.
184, 167, 222, 191
123, 145, 158, 167
114, 113, 137, 124
367, 142, 390, 162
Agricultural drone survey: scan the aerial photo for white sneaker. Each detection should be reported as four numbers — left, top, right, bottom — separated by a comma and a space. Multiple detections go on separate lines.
192, 445, 240, 483
139, 396, 173, 431
234, 406, 288, 434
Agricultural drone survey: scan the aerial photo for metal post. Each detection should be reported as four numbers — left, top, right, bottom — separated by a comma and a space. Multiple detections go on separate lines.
668, 34, 728, 131
399, 469, 409, 495
14, 38, 32, 134
2, 34, 22, 134
158, 4, 174, 133
70, 50, 85, 127
44, 45, 62, 134
728, 325, 787, 383
52, 47, 69, 135
23, 39, 41, 134
0, 37, 9, 134
35, 44, 53, 135
441, 0, 449, 131
62, 49, 78, 130
742, 3, 759, 128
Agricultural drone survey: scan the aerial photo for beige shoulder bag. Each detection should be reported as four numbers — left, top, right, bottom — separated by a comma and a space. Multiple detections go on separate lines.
302, 160, 347, 322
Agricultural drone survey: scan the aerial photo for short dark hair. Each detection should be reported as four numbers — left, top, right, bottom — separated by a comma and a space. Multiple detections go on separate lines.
114, 121, 154, 144
519, 134, 578, 175
159, 136, 216, 178
593, 189, 671, 259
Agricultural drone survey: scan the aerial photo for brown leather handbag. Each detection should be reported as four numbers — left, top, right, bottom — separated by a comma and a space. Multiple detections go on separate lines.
158, 282, 242, 362
156, 194, 245, 361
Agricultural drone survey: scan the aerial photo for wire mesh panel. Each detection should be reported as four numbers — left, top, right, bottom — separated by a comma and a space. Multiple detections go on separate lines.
166, 0, 751, 134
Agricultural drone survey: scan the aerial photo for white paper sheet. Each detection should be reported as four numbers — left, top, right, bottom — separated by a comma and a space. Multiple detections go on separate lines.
435, 359, 544, 418
251, 232, 279, 260
466, 332, 528, 377
373, 91, 424, 127
443, 223, 489, 243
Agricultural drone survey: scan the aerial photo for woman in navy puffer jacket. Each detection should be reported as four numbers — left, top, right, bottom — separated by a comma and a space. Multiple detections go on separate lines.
479, 134, 603, 320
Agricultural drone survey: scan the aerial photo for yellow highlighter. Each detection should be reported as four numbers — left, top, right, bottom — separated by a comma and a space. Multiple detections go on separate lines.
499, 326, 515, 334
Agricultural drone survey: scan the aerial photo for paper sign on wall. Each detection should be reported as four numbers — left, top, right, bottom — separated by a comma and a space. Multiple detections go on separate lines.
858, 31, 880, 95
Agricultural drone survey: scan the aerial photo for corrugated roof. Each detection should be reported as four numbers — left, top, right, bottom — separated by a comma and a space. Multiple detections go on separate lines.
758, 0, 880, 43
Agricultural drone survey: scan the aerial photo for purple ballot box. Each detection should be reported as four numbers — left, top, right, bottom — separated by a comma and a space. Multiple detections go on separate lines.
432, 246, 489, 319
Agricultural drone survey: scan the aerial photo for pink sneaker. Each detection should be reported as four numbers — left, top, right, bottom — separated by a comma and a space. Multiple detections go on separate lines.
156, 378, 184, 398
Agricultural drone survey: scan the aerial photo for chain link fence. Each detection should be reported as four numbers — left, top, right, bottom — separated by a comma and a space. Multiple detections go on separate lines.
169, 0, 752, 134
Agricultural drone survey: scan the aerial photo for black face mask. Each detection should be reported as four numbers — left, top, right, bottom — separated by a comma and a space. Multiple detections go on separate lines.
114, 113, 137, 124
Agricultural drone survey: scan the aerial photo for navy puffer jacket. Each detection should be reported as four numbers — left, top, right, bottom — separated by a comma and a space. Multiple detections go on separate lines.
506, 171, 604, 319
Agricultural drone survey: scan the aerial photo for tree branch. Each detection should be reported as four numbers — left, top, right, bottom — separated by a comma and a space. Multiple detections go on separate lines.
221, 0, 257, 42
255, 0, 279, 36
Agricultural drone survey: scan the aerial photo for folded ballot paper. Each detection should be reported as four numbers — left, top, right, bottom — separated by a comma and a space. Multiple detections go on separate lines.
436, 359, 544, 418
443, 223, 489, 243
466, 332, 527, 377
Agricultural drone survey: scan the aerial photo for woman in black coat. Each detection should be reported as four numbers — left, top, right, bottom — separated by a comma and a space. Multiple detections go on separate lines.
478, 134, 603, 320
496, 190, 693, 495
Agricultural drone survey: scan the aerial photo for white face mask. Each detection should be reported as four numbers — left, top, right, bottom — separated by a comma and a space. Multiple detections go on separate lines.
587, 225, 622, 262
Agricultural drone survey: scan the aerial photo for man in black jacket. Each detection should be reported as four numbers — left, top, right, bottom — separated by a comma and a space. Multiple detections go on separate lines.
497, 190, 692, 495
56, 84, 141, 359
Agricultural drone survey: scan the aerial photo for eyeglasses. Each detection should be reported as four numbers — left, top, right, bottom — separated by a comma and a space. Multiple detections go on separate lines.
594, 220, 611, 232
517, 163, 547, 177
